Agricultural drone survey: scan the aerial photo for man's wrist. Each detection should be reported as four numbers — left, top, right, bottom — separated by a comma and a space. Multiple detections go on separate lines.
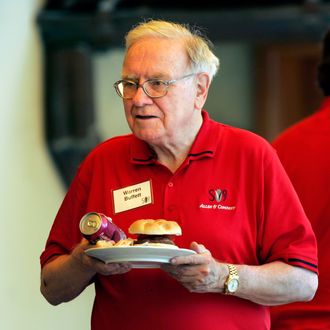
223, 264, 240, 295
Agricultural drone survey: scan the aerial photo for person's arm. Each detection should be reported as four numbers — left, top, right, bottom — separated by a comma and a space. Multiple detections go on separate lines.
233, 261, 317, 305
162, 242, 318, 306
40, 239, 131, 305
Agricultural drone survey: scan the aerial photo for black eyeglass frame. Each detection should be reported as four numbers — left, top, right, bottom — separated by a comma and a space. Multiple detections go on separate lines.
113, 73, 196, 99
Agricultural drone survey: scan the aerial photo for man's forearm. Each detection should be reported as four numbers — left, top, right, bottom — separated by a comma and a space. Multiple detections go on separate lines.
40, 252, 96, 305
166, 243, 318, 306
236, 261, 318, 306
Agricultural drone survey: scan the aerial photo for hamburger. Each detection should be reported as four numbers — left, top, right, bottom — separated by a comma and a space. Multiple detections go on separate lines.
128, 219, 182, 248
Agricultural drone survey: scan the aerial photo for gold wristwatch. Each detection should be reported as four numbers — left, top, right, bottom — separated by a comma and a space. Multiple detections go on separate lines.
224, 264, 239, 295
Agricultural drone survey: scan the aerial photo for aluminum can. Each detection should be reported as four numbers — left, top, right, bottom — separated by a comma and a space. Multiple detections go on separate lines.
79, 212, 124, 244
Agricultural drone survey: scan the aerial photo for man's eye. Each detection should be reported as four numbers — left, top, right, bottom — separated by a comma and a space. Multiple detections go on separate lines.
149, 80, 165, 87
122, 81, 136, 88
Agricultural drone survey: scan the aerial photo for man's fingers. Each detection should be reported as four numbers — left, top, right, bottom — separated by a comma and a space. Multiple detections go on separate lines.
97, 262, 132, 276
171, 253, 207, 265
171, 242, 211, 265
190, 241, 210, 254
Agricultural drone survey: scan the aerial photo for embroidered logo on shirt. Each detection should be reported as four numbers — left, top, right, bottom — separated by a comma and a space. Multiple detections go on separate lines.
199, 187, 236, 211
209, 188, 227, 202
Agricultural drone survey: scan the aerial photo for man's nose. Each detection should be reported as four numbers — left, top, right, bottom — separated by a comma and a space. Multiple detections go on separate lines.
132, 85, 153, 105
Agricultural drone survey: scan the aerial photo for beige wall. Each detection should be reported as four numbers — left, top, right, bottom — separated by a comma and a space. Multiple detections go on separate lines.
0, 1, 94, 329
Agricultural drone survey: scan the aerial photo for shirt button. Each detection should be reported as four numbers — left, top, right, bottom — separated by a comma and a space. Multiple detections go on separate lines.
168, 182, 174, 187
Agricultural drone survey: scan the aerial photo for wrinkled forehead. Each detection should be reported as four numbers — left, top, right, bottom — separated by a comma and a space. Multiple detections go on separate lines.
122, 37, 190, 78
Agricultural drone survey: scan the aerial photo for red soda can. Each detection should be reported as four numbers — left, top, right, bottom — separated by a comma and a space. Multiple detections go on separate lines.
79, 212, 125, 244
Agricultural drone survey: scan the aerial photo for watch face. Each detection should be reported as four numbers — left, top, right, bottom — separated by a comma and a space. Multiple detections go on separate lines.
228, 279, 239, 292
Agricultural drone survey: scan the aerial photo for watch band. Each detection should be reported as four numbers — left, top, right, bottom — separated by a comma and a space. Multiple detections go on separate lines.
224, 264, 239, 295
227, 264, 238, 276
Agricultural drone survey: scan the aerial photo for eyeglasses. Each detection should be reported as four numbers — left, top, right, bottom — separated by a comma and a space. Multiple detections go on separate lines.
113, 73, 196, 99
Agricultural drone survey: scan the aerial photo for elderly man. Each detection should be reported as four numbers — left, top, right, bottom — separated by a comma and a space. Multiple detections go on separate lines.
40, 20, 318, 330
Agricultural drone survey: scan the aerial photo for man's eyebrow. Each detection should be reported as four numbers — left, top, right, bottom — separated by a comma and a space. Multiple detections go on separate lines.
121, 73, 170, 81
149, 73, 169, 80
121, 75, 138, 81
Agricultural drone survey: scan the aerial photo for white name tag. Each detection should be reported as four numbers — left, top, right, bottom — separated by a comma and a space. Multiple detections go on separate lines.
112, 180, 153, 214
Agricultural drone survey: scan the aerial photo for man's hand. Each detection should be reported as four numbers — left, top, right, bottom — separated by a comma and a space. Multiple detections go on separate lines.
40, 238, 131, 305
162, 241, 227, 293
71, 238, 132, 276
162, 241, 318, 306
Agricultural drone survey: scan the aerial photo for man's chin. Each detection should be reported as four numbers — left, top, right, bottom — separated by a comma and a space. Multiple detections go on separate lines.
135, 129, 164, 144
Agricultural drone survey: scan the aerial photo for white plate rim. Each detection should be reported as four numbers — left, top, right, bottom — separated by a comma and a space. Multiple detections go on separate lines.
85, 246, 196, 268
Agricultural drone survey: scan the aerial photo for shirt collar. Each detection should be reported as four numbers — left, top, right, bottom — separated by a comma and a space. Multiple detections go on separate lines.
130, 136, 157, 165
186, 110, 219, 161
320, 96, 330, 111
130, 110, 220, 165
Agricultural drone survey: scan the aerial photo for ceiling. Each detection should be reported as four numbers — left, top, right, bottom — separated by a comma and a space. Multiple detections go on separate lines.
38, 0, 330, 50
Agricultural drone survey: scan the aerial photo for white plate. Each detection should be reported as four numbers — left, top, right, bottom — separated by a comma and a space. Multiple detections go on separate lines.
85, 246, 196, 268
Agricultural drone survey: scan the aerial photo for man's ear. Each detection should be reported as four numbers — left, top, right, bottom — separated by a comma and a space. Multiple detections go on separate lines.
195, 73, 211, 110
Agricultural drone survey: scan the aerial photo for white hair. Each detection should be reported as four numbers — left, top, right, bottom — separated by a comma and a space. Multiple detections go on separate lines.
125, 19, 220, 81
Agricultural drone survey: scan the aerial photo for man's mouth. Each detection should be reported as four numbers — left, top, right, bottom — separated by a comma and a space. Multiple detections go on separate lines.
135, 115, 157, 119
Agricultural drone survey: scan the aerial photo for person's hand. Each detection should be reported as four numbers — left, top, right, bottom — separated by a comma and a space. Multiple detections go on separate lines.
71, 238, 132, 276
162, 241, 227, 293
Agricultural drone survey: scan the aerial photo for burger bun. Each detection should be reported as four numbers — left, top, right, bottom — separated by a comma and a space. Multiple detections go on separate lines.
128, 219, 182, 236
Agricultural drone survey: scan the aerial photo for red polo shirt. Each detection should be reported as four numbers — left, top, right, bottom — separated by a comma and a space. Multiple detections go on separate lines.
271, 98, 330, 330
41, 111, 317, 330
